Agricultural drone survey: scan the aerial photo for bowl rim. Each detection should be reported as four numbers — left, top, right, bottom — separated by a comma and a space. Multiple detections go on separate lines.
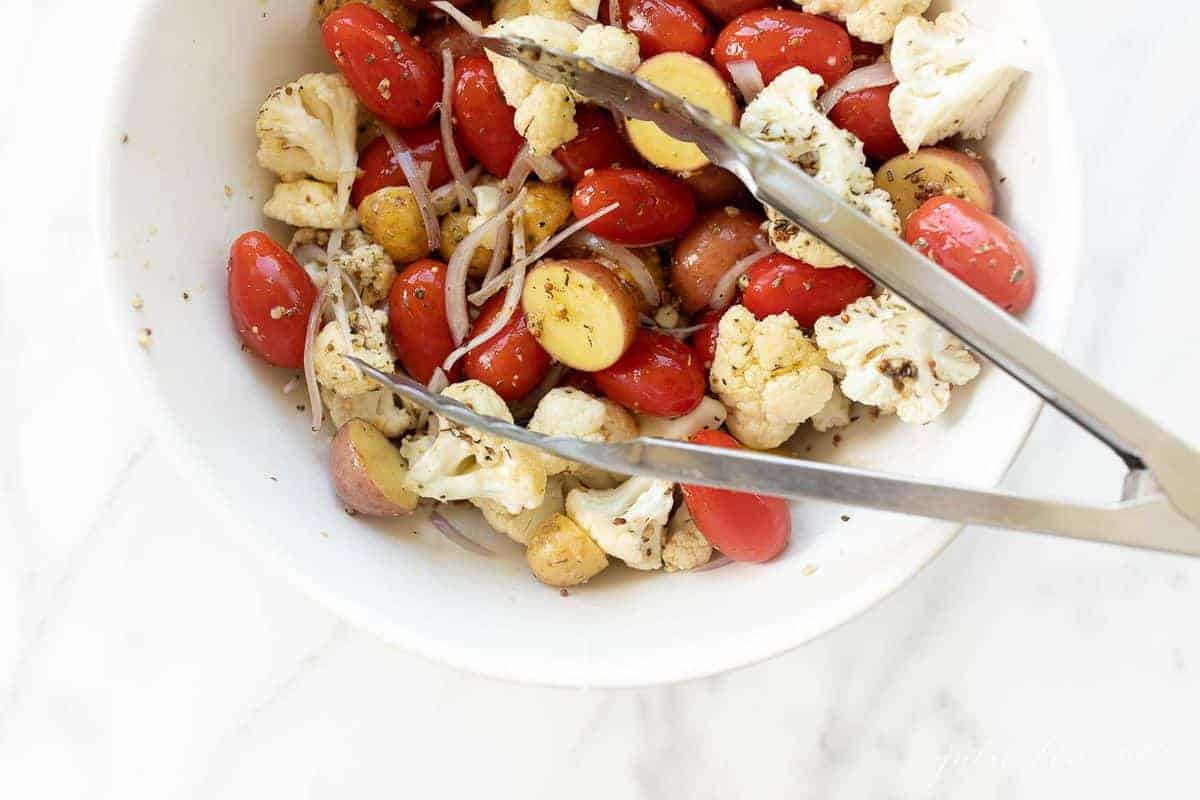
92, 0, 1083, 688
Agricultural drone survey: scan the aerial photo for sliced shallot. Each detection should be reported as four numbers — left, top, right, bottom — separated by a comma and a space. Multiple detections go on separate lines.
429, 510, 495, 556
817, 61, 897, 115
562, 230, 659, 307
427, 367, 450, 393
531, 153, 567, 182
727, 60, 765, 104
431, 164, 483, 216
709, 240, 774, 310
440, 50, 474, 210
431, 1, 484, 35
378, 122, 441, 251
445, 188, 529, 344
303, 284, 331, 432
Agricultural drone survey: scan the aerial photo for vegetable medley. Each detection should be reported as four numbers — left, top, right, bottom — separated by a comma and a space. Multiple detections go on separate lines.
227, 0, 1036, 587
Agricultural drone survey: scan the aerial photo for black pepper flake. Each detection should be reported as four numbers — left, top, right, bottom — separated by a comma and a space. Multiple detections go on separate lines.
840, 514, 850, 522
182, 291, 190, 300
559, 588, 569, 597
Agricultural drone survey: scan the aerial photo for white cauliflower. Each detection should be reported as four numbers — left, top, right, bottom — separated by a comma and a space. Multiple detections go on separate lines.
255, 73, 359, 185
814, 291, 979, 424
476, 475, 573, 544
662, 505, 713, 572
810, 383, 852, 432
513, 83, 578, 157
263, 180, 358, 229
401, 381, 547, 513
576, 24, 641, 73
710, 305, 834, 450
741, 67, 900, 268
313, 307, 394, 398
565, 476, 674, 570
528, 387, 638, 488
322, 387, 414, 439
798, 0, 931, 44
486, 15, 581, 110
889, 11, 1026, 152
293, 228, 396, 305
499, 0, 601, 20
636, 396, 728, 441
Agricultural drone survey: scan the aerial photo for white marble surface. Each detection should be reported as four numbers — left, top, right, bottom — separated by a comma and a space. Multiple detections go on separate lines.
3, 0, 1200, 797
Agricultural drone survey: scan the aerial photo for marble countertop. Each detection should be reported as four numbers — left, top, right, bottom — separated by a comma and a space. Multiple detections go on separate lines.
4, 0, 1200, 797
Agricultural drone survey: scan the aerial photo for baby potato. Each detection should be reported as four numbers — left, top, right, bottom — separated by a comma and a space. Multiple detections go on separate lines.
314, 0, 417, 29
670, 206, 766, 312
360, 187, 433, 265
526, 514, 609, 588
627, 53, 738, 172
522, 259, 640, 371
875, 147, 995, 224
330, 419, 420, 516
438, 212, 494, 276
522, 182, 572, 250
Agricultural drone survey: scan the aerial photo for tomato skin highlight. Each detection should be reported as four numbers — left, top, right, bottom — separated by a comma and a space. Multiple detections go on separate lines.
593, 329, 706, 417
463, 296, 553, 402
572, 168, 697, 246
351, 123, 468, 208
741, 253, 874, 328
682, 430, 792, 563
619, 0, 714, 58
905, 196, 1037, 315
828, 84, 906, 162
387, 259, 462, 384
321, 4, 440, 129
227, 232, 318, 369
689, 308, 725, 371
714, 9, 853, 88
552, 107, 641, 183
452, 56, 526, 177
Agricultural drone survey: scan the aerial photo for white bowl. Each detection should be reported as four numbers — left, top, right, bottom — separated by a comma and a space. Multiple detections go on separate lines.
97, 0, 1081, 687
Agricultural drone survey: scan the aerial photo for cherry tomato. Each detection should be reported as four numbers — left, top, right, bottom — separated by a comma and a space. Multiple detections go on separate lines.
619, 0, 714, 58
850, 36, 884, 69
552, 107, 641, 182
573, 168, 697, 246
593, 329, 706, 417
400, 0, 472, 8
828, 84, 906, 162
741, 253, 874, 327
682, 430, 791, 563
388, 259, 462, 384
714, 9, 852, 88
689, 308, 725, 371
351, 123, 470, 207
416, 4, 492, 65
905, 196, 1036, 315
692, 0, 772, 23
560, 369, 599, 394
227, 232, 318, 369
452, 56, 526, 177
322, 4, 440, 129
463, 296, 553, 401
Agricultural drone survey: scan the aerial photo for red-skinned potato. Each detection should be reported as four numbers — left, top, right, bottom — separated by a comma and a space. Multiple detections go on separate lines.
905, 196, 1036, 315
681, 164, 752, 209
714, 9, 852, 88
227, 231, 317, 369
453, 56, 526, 177
828, 84, 906, 162
331, 420, 421, 516
351, 123, 469, 208
619, 0, 714, 58
670, 207, 765, 313
552, 106, 641, 183
573, 168, 697, 246
741, 253, 874, 328
322, 4, 440, 128
876, 147, 996, 223
388, 258, 462, 383
594, 329, 707, 418
464, 296, 553, 402
850, 35, 884, 68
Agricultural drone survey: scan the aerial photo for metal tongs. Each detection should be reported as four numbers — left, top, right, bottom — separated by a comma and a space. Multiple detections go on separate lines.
354, 36, 1200, 556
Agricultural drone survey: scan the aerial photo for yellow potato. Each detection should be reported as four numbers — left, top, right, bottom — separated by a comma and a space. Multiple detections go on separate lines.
875, 147, 996, 223
360, 187, 433, 265
627, 53, 738, 173
526, 514, 609, 587
522, 259, 640, 371
522, 182, 573, 249
314, 0, 417, 29
439, 212, 494, 276
330, 420, 419, 516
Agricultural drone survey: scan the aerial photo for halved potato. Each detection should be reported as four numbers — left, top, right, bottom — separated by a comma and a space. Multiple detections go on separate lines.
522, 259, 639, 371
875, 147, 996, 223
330, 419, 419, 516
627, 53, 738, 173
526, 514, 609, 588
360, 186, 433, 264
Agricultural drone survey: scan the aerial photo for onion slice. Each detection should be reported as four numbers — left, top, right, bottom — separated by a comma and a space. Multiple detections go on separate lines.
445, 188, 529, 344
429, 510, 495, 556
440, 50, 474, 210
608, 0, 621, 28
531, 153, 567, 182
562, 230, 659, 307
727, 60, 765, 104
427, 367, 450, 393
432, 1, 484, 35
641, 322, 707, 339
817, 61, 897, 115
709, 240, 774, 309
690, 555, 732, 573
303, 285, 331, 432
378, 122, 441, 251
431, 164, 483, 216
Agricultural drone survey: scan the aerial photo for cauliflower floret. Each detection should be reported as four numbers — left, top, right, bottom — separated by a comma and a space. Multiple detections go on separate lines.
256, 73, 359, 186
814, 291, 979, 424
263, 180, 358, 229
576, 24, 640, 73
293, 228, 397, 305
401, 381, 547, 513
889, 12, 1026, 152
322, 387, 414, 439
528, 387, 638, 488
513, 83, 578, 157
741, 67, 900, 268
486, 16, 581, 109
476, 475, 573, 544
636, 396, 728, 441
710, 306, 834, 450
810, 383, 852, 432
565, 476, 674, 570
798, 0, 931, 44
662, 505, 713, 572
313, 307, 394, 398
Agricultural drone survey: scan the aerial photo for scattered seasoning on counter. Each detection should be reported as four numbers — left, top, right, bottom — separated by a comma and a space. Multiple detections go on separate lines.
137, 328, 153, 348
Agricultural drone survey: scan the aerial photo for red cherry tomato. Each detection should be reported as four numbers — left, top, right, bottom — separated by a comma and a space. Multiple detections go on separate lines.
905, 196, 1036, 315
351, 123, 470, 208
401, 0, 472, 8
593, 329, 706, 417
850, 36, 884, 69
828, 84, 906, 162
452, 56, 526, 177
552, 107, 640, 182
692, 0, 772, 23
388, 259, 462, 384
417, 4, 492, 66
741, 253, 874, 328
560, 370, 599, 394
321, 4, 440, 129
463, 296, 553, 401
689, 308, 725, 371
682, 430, 792, 563
573, 168, 697, 246
227, 232, 318, 369
714, 9, 852, 88
619, 0, 714, 58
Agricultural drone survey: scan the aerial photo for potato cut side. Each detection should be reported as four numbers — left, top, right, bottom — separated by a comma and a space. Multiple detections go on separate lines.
875, 147, 995, 223
627, 53, 738, 173
331, 419, 419, 516
522, 259, 639, 371
526, 514, 609, 588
